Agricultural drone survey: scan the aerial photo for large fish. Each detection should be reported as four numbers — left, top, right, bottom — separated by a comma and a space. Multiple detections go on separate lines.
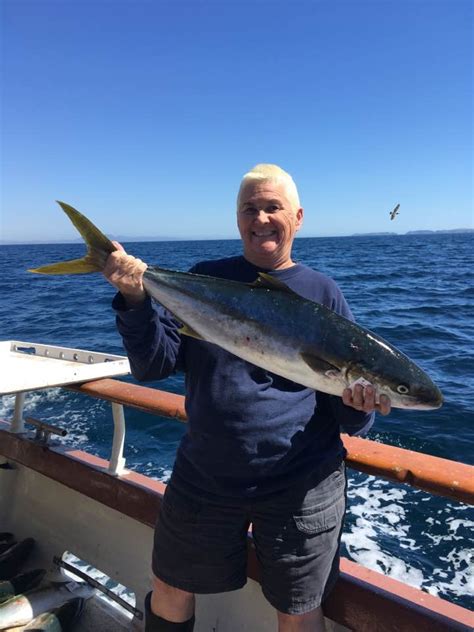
0, 536, 15, 557
0, 570, 46, 604
0, 583, 93, 629
0, 540, 35, 582
29, 202, 443, 410
5, 597, 84, 631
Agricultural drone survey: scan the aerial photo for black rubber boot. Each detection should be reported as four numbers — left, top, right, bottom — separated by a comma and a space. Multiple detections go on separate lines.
144, 592, 195, 631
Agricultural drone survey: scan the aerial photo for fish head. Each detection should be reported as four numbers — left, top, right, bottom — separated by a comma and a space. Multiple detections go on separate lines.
344, 354, 444, 410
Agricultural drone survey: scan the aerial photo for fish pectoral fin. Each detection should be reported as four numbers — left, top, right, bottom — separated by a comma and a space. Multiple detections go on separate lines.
252, 273, 298, 294
178, 324, 204, 340
300, 352, 341, 377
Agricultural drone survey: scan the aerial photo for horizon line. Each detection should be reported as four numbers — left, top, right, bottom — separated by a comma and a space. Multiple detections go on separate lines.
1, 228, 472, 246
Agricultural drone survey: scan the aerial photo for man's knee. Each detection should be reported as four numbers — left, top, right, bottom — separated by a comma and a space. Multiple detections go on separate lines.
149, 576, 194, 629
151, 574, 194, 612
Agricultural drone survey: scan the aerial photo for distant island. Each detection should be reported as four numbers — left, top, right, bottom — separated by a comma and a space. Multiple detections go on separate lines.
350, 228, 473, 237
1, 228, 472, 245
350, 232, 397, 236
406, 228, 474, 235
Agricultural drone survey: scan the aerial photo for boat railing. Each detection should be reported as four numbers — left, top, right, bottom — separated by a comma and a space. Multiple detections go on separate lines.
4, 376, 473, 631
56, 377, 474, 506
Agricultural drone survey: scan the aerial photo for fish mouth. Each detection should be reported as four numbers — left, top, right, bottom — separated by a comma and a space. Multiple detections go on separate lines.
402, 399, 443, 410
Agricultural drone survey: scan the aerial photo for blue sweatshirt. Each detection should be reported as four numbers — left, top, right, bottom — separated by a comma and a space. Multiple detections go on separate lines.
114, 255, 374, 500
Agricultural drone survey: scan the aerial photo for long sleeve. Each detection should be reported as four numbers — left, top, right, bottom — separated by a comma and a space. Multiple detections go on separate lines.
113, 293, 183, 381
328, 395, 375, 437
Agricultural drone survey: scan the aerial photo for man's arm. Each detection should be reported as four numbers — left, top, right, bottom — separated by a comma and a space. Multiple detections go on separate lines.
328, 395, 375, 437
104, 242, 182, 381
113, 294, 182, 381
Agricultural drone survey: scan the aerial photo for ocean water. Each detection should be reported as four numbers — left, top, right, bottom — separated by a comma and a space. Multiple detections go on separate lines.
0, 233, 473, 609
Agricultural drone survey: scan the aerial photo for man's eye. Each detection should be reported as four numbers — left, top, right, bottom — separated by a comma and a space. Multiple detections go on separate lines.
244, 207, 257, 215
267, 205, 280, 213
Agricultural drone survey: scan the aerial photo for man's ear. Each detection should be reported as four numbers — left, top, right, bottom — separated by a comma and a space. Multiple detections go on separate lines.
295, 207, 304, 231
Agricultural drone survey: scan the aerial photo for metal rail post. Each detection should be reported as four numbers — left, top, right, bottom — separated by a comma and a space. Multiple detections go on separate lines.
10, 392, 26, 433
109, 402, 126, 476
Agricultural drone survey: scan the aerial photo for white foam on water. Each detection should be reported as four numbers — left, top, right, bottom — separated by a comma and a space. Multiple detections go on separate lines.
127, 460, 173, 483
343, 474, 473, 602
344, 475, 425, 587
419, 508, 474, 599
0, 388, 67, 419
159, 468, 173, 482
448, 519, 474, 534
435, 546, 474, 598
343, 531, 425, 588
0, 388, 101, 450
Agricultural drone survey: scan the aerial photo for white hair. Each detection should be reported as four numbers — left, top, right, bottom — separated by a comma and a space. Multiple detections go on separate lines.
237, 164, 301, 210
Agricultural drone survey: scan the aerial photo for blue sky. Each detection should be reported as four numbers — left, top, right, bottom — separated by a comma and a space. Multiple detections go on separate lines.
1, 0, 472, 241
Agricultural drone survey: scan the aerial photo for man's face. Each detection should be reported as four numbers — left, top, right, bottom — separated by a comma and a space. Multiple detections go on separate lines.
237, 180, 303, 270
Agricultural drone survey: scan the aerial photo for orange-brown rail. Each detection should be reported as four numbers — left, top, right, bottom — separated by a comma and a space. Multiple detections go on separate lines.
68, 378, 474, 505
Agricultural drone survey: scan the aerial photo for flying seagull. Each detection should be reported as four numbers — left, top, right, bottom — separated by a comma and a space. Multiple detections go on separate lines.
390, 204, 400, 220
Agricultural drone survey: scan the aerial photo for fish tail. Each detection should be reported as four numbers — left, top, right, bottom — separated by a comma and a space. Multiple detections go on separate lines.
28, 201, 116, 274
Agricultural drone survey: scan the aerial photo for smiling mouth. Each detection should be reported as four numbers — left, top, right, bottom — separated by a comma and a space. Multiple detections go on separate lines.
252, 230, 278, 238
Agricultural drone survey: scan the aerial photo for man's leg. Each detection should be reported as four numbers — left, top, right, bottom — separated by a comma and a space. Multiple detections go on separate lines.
148, 477, 249, 630
251, 463, 347, 630
151, 574, 195, 621
144, 574, 195, 631
277, 607, 326, 632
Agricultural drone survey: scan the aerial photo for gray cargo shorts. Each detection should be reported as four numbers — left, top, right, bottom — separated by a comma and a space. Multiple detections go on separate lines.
152, 462, 347, 615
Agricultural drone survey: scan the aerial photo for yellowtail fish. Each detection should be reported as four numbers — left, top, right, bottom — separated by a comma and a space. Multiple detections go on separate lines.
0, 535, 15, 556
0, 540, 35, 582
5, 597, 84, 631
0, 583, 92, 629
29, 202, 443, 410
0, 570, 46, 604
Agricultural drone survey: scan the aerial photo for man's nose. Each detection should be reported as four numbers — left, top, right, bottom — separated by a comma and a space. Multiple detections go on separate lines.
255, 209, 270, 221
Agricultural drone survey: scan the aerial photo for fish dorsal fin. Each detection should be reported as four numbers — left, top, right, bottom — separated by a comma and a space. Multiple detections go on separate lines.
179, 324, 204, 341
252, 272, 297, 294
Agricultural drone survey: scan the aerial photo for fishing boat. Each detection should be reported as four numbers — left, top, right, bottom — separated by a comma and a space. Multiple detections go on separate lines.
0, 341, 472, 631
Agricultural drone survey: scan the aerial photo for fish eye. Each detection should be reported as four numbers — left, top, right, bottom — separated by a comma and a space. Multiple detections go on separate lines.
397, 384, 410, 394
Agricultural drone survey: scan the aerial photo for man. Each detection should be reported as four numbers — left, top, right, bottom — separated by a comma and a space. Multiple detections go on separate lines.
104, 164, 391, 632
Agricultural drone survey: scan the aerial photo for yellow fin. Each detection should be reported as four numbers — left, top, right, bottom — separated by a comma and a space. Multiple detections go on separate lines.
28, 201, 116, 275
29, 257, 101, 274
56, 201, 115, 253
252, 272, 297, 294
179, 324, 204, 340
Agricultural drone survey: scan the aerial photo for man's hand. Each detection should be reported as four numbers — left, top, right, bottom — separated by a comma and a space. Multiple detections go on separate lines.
103, 241, 148, 307
342, 383, 391, 416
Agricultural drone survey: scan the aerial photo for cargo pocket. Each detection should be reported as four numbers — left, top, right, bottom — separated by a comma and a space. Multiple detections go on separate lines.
293, 493, 345, 535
